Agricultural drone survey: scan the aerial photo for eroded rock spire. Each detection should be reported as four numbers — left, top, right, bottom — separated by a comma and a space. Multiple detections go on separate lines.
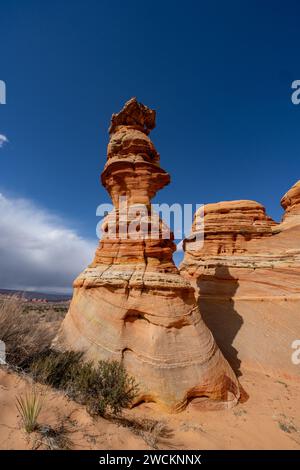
53, 98, 240, 412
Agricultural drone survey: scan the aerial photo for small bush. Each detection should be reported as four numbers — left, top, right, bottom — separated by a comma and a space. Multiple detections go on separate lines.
29, 350, 83, 388
29, 350, 138, 416
16, 388, 43, 433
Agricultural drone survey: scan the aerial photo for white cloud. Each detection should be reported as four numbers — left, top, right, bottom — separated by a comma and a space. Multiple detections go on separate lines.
0, 193, 96, 293
0, 134, 8, 148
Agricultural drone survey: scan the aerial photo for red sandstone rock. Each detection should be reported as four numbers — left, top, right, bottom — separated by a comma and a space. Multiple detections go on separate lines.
53, 98, 240, 412
180, 183, 300, 382
281, 180, 300, 223
187, 200, 276, 257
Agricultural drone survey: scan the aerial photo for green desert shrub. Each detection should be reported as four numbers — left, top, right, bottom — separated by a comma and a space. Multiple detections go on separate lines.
29, 350, 83, 389
29, 350, 138, 416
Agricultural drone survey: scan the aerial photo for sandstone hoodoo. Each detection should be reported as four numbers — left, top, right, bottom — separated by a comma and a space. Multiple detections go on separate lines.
180, 183, 300, 382
53, 98, 240, 412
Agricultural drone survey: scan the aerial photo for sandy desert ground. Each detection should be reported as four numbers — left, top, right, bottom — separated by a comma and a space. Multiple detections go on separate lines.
1, 366, 300, 450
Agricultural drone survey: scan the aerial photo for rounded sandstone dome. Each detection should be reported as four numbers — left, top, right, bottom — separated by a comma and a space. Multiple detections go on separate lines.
281, 180, 300, 216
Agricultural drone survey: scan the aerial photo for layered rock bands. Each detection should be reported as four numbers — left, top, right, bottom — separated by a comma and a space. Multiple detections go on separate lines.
181, 182, 300, 382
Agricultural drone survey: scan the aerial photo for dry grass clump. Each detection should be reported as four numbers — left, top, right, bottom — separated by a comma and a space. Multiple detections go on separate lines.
16, 387, 74, 449
16, 388, 43, 433
0, 296, 57, 367
29, 349, 139, 417
33, 422, 74, 450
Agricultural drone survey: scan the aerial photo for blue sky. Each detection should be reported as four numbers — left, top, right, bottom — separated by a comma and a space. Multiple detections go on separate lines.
0, 0, 300, 291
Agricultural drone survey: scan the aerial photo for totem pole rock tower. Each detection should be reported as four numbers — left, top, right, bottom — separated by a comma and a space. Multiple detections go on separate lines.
53, 98, 240, 411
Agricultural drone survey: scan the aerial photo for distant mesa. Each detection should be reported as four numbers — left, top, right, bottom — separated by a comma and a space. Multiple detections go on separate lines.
0, 288, 71, 303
